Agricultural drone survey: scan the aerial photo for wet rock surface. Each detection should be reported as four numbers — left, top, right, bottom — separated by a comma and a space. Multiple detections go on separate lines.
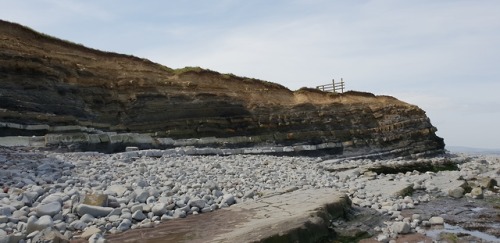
402, 192, 500, 241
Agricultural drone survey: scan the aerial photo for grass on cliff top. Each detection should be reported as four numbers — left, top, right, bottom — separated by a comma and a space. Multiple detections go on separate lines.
0, 19, 167, 67
172, 66, 289, 90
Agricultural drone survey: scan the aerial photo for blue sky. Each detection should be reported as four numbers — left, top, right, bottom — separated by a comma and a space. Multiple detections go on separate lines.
2, 0, 499, 149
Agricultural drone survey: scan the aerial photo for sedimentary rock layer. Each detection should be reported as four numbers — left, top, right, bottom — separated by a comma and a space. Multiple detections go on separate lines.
0, 20, 444, 157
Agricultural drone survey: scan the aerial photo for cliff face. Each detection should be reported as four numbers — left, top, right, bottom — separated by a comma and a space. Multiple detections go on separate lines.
0, 20, 445, 157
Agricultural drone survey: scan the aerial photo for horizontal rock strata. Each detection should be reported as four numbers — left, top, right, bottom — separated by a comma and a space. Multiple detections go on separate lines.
0, 20, 445, 158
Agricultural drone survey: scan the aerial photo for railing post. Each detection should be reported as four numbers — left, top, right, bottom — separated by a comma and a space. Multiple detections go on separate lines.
341, 78, 344, 93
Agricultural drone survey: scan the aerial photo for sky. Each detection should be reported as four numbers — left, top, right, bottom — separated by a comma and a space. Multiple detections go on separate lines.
1, 0, 499, 149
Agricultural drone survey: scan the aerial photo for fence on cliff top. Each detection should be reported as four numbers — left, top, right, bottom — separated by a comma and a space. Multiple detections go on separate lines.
316, 78, 345, 93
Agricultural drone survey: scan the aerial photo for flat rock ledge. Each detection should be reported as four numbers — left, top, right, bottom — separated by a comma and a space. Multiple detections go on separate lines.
106, 188, 351, 243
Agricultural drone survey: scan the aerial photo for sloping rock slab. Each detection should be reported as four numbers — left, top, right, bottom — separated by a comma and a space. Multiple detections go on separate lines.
106, 189, 351, 243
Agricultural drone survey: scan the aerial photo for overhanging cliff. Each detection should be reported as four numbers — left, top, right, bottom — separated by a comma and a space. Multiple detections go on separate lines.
0, 20, 444, 157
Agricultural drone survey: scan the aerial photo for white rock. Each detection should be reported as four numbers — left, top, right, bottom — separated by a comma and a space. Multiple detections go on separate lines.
40, 194, 63, 205
151, 203, 166, 216
377, 233, 390, 243
188, 199, 206, 209
107, 208, 121, 217
108, 215, 121, 222
31, 227, 69, 243
221, 194, 235, 206
120, 212, 132, 220
80, 226, 102, 240
173, 209, 186, 218
0, 229, 9, 243
391, 222, 410, 234
130, 204, 143, 213
117, 219, 131, 231
23, 191, 40, 204
470, 187, 484, 199
175, 200, 186, 208
0, 206, 13, 216
391, 203, 402, 211
243, 190, 254, 199
132, 210, 146, 221
135, 190, 149, 203
36, 201, 61, 217
161, 215, 173, 221
69, 220, 87, 231
146, 196, 156, 204
80, 214, 95, 223
429, 216, 444, 225
76, 204, 114, 218
27, 215, 53, 234
108, 185, 128, 197
88, 232, 107, 243
54, 221, 67, 231
448, 187, 465, 198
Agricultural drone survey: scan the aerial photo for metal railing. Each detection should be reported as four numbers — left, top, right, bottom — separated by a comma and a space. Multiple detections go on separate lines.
316, 78, 345, 93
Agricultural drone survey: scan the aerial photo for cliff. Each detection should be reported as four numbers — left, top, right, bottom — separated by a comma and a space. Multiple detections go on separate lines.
0, 20, 445, 157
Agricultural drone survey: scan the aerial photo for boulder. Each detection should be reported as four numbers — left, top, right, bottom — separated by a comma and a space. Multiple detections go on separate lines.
40, 193, 64, 205
135, 190, 149, 203
478, 177, 497, 190
132, 210, 146, 221
448, 187, 465, 199
130, 204, 144, 213
117, 219, 132, 231
36, 201, 62, 217
82, 194, 108, 207
69, 220, 87, 231
0, 229, 8, 243
27, 215, 54, 234
88, 232, 107, 243
391, 222, 411, 234
0, 206, 13, 216
151, 203, 167, 216
429, 216, 444, 225
188, 199, 206, 209
80, 214, 96, 223
221, 194, 235, 206
31, 227, 69, 243
470, 187, 484, 199
80, 226, 102, 240
75, 204, 114, 217
23, 191, 40, 204
9, 232, 25, 243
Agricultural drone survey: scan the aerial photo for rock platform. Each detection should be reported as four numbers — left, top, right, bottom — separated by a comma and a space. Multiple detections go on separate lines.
105, 189, 351, 243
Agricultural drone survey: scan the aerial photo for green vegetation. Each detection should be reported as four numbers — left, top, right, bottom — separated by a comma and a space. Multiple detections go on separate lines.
173, 66, 206, 74
439, 232, 459, 243
332, 231, 371, 243
398, 186, 415, 197
368, 159, 459, 175
172, 66, 289, 90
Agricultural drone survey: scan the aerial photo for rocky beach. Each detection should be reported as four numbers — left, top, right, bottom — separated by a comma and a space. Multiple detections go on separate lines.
0, 146, 499, 242
0, 20, 498, 242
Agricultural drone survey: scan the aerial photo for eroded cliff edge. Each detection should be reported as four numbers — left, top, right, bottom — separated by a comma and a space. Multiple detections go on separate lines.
0, 20, 444, 157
